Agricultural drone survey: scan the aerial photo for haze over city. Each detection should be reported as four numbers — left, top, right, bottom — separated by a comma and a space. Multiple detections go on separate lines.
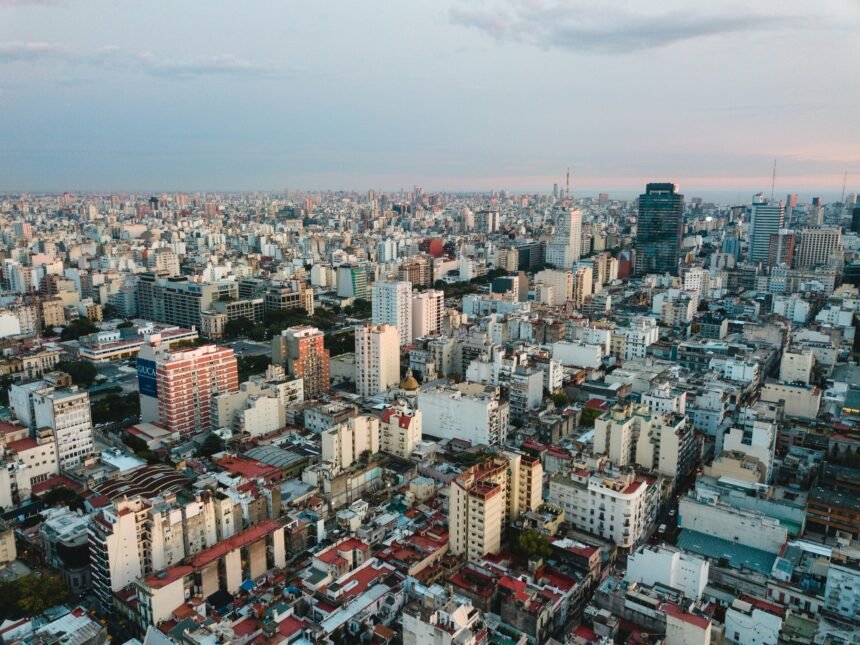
1, 0, 859, 195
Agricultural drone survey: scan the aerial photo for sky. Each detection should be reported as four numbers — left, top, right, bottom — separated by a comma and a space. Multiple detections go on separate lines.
1, 0, 859, 199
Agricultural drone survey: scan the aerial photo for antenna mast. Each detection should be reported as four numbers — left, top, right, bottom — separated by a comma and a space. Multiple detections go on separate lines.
770, 159, 776, 199
566, 167, 570, 198
842, 170, 848, 203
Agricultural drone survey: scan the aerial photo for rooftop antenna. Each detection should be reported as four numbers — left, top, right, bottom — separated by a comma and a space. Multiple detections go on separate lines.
841, 170, 847, 203
770, 158, 776, 200
566, 167, 570, 198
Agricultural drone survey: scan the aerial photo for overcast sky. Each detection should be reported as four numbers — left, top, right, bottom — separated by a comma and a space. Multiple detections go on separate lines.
1, 0, 858, 198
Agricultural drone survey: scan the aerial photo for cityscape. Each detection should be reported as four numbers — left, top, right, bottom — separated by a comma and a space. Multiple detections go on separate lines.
1, 2, 860, 645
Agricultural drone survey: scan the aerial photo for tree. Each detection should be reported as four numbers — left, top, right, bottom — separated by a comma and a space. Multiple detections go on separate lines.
57, 359, 98, 387
60, 317, 98, 341
198, 433, 224, 458
224, 316, 255, 339
42, 486, 85, 512
516, 530, 552, 561
91, 392, 140, 425
580, 407, 603, 428
345, 298, 372, 319
237, 354, 269, 382
0, 574, 70, 618
550, 392, 570, 407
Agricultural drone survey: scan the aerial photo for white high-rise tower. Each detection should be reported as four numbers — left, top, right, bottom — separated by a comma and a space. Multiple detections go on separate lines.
372, 279, 412, 346
545, 209, 582, 269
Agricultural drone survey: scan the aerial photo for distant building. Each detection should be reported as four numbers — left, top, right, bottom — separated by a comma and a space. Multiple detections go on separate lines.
635, 183, 684, 276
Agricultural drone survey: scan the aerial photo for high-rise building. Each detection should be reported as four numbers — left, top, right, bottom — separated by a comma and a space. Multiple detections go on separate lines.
545, 209, 582, 269
635, 183, 684, 276
748, 194, 785, 265
851, 206, 860, 234
355, 323, 400, 397
448, 452, 542, 562
138, 339, 239, 437
372, 280, 412, 346
795, 227, 842, 268
337, 264, 368, 299
273, 326, 330, 400
767, 230, 795, 267
411, 289, 444, 339
321, 415, 380, 474
137, 273, 238, 330
571, 264, 594, 309
398, 255, 432, 287
31, 385, 94, 470
534, 269, 573, 306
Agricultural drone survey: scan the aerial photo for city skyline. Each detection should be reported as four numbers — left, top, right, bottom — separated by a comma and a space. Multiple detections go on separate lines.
1, 0, 859, 195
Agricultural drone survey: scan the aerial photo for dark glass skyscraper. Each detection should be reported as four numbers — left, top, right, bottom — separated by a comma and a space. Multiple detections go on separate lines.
635, 183, 684, 276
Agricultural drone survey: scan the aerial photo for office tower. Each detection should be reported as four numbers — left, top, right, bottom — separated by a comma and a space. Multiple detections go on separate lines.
372, 280, 412, 346
380, 405, 421, 459
355, 323, 400, 397
448, 452, 542, 562
767, 230, 795, 267
748, 193, 786, 264
545, 209, 583, 268
32, 385, 94, 470
795, 227, 842, 268
852, 206, 860, 234
634, 183, 684, 276
411, 289, 444, 340
273, 326, 330, 399
137, 272, 238, 329
336, 264, 368, 299
138, 339, 239, 436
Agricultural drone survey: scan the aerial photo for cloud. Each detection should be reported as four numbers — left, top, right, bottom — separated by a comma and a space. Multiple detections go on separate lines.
0, 42, 290, 79
449, 1, 814, 54
0, 41, 67, 62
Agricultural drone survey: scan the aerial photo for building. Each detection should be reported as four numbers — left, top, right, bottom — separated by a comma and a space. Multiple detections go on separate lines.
402, 590, 485, 645
398, 255, 432, 288
767, 230, 795, 267
749, 194, 786, 265
337, 264, 368, 299
264, 282, 314, 315
138, 339, 239, 437
779, 349, 814, 385
372, 279, 412, 346
273, 326, 330, 400
534, 269, 573, 306
545, 209, 583, 269
571, 264, 594, 309
635, 183, 684, 276
448, 453, 542, 562
823, 550, 860, 620
508, 367, 543, 423
32, 385, 95, 470
137, 273, 238, 330
548, 468, 659, 549
418, 382, 509, 446
626, 545, 709, 600
724, 597, 784, 645
795, 227, 841, 268
380, 405, 421, 459
355, 323, 400, 397
321, 415, 380, 474
411, 289, 444, 340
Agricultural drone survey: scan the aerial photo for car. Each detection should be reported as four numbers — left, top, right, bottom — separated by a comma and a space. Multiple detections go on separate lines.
658, 523, 667, 534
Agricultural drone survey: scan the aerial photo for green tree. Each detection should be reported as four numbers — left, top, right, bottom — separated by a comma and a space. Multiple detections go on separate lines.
60, 317, 98, 341
550, 392, 570, 407
345, 298, 372, 319
14, 574, 69, 617
42, 486, 85, 512
516, 530, 553, 560
580, 407, 603, 428
224, 316, 255, 339
237, 354, 269, 382
198, 433, 224, 458
57, 359, 98, 387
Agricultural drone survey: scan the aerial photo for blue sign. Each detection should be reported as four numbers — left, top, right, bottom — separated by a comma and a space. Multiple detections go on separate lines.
137, 359, 158, 398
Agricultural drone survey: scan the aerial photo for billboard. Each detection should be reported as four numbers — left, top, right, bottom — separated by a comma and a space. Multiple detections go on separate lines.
137, 359, 158, 398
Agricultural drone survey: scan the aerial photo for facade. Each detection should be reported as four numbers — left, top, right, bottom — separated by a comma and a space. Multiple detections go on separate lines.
30, 385, 94, 470
372, 279, 412, 346
635, 183, 684, 276
274, 326, 330, 399
411, 289, 444, 339
534, 269, 573, 306
548, 469, 659, 549
448, 453, 542, 562
545, 209, 583, 269
626, 545, 709, 600
336, 264, 368, 299
321, 415, 380, 474
138, 340, 239, 437
749, 194, 786, 265
417, 382, 509, 446
137, 273, 238, 330
795, 227, 841, 268
355, 323, 400, 397
380, 405, 421, 459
